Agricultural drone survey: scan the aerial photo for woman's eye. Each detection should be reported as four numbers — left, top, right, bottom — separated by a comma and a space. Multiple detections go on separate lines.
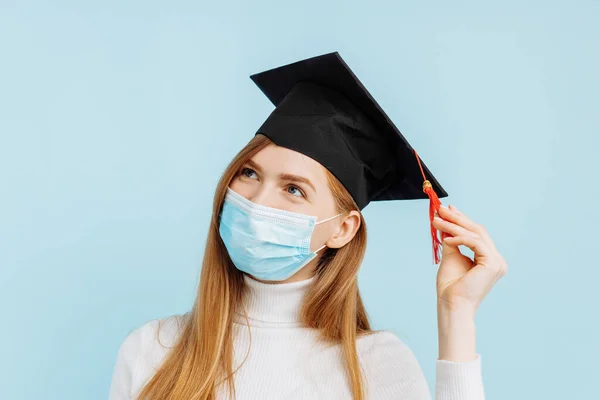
287, 185, 305, 198
240, 167, 257, 179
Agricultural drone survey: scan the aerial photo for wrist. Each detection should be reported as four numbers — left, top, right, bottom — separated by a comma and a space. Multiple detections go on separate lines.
437, 295, 477, 316
437, 305, 477, 362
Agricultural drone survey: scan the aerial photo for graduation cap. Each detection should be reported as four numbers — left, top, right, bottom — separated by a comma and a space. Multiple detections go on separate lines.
249, 51, 448, 264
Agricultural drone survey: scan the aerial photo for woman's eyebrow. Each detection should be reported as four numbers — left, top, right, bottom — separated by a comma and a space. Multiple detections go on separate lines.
245, 159, 263, 172
279, 174, 316, 193
246, 159, 316, 193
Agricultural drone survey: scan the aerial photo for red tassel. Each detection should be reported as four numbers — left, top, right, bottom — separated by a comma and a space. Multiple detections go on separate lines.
413, 149, 443, 264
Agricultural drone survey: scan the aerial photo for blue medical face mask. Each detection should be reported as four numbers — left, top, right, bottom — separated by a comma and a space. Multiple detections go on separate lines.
218, 187, 342, 281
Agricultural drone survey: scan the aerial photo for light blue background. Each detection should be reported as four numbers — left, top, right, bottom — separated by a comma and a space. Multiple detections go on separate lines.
1, 1, 598, 399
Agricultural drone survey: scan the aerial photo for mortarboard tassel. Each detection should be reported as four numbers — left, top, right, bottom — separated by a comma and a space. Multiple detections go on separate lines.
413, 149, 444, 264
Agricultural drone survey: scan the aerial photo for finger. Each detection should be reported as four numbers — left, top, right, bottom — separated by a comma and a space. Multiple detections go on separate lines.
443, 234, 491, 259
432, 215, 475, 239
437, 205, 480, 235
442, 205, 498, 252
446, 205, 507, 277
448, 204, 462, 216
441, 231, 463, 256
445, 206, 461, 240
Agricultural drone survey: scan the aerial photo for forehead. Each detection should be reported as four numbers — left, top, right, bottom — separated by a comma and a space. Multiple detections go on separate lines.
250, 143, 327, 184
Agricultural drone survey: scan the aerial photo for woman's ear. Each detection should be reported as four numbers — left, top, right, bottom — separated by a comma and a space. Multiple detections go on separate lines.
326, 210, 362, 249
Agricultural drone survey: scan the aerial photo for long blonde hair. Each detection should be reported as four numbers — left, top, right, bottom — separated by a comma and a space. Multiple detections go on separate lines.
136, 134, 378, 400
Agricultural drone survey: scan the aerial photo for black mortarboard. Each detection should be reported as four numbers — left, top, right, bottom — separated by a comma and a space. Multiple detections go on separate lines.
249, 51, 449, 263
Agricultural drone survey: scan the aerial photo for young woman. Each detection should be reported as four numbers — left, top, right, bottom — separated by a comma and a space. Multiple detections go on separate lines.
109, 52, 507, 400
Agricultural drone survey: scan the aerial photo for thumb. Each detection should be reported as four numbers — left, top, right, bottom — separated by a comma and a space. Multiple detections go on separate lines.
440, 230, 460, 256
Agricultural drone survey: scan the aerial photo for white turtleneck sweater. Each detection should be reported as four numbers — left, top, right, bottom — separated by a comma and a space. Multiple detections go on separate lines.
109, 274, 485, 399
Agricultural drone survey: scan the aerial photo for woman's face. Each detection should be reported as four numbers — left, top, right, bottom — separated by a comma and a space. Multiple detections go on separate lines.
228, 141, 361, 282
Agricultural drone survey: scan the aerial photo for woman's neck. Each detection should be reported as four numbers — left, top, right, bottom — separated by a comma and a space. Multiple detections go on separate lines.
233, 273, 316, 328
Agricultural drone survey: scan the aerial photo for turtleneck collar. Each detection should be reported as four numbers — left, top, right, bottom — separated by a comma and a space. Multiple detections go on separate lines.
233, 273, 316, 328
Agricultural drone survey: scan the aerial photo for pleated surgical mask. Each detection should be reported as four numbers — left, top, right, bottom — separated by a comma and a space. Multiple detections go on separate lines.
218, 187, 342, 281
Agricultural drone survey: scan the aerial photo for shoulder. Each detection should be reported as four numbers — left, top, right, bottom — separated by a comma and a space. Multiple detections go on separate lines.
357, 330, 416, 362
357, 330, 431, 398
109, 313, 190, 399
119, 312, 188, 358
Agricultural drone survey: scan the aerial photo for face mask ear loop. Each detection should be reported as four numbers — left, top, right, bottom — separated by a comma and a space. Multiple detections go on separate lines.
313, 213, 344, 253
315, 212, 344, 225
315, 244, 328, 253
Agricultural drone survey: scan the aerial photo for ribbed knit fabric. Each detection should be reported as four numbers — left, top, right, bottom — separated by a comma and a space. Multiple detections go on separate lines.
109, 274, 485, 399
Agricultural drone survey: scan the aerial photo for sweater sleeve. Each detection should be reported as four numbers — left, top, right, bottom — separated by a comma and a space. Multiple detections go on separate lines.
435, 354, 485, 400
363, 331, 485, 400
